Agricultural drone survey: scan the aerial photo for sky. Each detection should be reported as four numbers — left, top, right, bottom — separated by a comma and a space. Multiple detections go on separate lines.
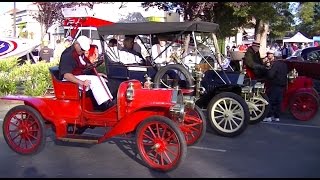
0, 2, 32, 14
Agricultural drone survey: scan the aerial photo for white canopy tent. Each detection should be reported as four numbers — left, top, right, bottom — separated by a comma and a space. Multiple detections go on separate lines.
283, 32, 313, 43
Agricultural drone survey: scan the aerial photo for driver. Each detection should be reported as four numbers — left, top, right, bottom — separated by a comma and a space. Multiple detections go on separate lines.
243, 40, 268, 79
59, 35, 113, 107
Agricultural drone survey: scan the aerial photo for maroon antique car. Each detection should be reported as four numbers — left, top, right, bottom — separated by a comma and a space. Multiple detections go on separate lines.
245, 60, 319, 121
0, 60, 206, 172
285, 46, 320, 80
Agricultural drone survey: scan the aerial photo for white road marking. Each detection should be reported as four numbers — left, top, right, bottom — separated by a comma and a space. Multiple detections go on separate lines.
261, 121, 320, 129
189, 146, 227, 152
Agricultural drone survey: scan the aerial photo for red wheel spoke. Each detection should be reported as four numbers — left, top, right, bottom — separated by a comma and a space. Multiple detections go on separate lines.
167, 143, 179, 147
165, 132, 175, 142
156, 123, 161, 138
28, 133, 38, 140
28, 129, 39, 132
146, 148, 155, 155
184, 132, 189, 142
161, 126, 167, 139
26, 135, 34, 148
26, 113, 31, 121
143, 132, 154, 141
11, 133, 20, 141
147, 126, 157, 139
185, 116, 201, 124
160, 152, 165, 166
18, 137, 22, 147
165, 147, 178, 157
28, 121, 37, 127
187, 125, 200, 132
13, 115, 22, 121
154, 151, 160, 163
10, 121, 19, 127
163, 151, 172, 163
9, 128, 19, 132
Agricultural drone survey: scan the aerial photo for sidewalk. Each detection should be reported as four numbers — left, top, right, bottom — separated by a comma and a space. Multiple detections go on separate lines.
0, 100, 24, 120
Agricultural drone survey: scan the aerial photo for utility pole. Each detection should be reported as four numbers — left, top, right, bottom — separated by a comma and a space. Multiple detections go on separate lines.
13, 2, 16, 37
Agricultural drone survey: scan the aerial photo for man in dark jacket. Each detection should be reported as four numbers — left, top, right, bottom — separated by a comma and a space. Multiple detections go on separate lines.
263, 50, 288, 122
243, 41, 268, 79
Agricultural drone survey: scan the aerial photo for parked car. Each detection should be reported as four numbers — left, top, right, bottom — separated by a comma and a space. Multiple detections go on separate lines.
285, 46, 320, 80
284, 46, 320, 94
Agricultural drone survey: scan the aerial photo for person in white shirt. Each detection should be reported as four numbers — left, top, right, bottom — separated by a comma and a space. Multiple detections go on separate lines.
119, 37, 143, 64
151, 35, 173, 66
106, 38, 120, 62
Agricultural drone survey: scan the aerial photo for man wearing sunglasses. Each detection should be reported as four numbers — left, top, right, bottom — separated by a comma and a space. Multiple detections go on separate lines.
59, 35, 113, 109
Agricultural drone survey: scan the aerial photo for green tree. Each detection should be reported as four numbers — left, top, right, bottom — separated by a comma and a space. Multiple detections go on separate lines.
295, 2, 320, 37
228, 2, 294, 56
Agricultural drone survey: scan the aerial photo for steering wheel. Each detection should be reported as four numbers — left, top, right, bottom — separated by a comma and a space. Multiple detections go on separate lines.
83, 59, 104, 72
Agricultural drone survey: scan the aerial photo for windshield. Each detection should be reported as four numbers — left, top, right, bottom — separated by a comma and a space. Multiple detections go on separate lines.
292, 49, 302, 57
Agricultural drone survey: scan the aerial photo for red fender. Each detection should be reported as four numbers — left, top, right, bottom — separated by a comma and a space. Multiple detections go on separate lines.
0, 95, 55, 119
98, 107, 170, 143
0, 95, 72, 138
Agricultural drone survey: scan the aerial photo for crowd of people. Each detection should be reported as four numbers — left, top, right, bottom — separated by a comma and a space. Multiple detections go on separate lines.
226, 41, 316, 60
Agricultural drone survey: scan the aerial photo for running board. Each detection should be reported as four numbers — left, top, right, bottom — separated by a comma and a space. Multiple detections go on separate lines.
57, 135, 100, 144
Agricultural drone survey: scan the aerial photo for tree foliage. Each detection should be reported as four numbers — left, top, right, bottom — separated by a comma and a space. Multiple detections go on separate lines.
142, 2, 218, 21
295, 2, 320, 37
228, 2, 294, 39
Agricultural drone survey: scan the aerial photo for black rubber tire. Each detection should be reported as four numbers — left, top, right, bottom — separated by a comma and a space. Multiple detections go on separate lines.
153, 64, 194, 89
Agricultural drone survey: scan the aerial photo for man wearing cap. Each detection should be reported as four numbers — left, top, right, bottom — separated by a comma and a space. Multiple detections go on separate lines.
264, 49, 275, 68
263, 50, 288, 122
59, 35, 113, 109
243, 40, 268, 78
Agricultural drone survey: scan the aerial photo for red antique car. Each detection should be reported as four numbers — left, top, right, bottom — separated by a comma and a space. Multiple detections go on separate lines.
0, 60, 206, 172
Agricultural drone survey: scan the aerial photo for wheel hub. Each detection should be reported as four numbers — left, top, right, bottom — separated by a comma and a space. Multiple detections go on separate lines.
152, 139, 166, 152
224, 110, 233, 120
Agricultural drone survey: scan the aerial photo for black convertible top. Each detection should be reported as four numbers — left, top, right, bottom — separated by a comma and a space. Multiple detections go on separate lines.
97, 21, 219, 35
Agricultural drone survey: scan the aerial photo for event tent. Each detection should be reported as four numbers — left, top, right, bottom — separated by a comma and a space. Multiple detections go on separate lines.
283, 32, 313, 43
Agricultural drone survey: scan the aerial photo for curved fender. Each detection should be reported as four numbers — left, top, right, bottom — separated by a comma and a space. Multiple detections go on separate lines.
252, 96, 269, 105
98, 106, 169, 143
0, 95, 55, 120
246, 101, 259, 111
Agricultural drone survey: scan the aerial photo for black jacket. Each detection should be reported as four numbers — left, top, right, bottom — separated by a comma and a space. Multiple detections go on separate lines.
267, 60, 288, 87
243, 47, 267, 78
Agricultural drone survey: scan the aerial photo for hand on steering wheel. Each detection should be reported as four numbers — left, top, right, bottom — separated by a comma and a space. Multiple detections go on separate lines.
83, 59, 104, 72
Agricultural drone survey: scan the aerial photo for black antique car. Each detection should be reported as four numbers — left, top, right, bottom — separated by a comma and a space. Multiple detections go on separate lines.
96, 21, 264, 137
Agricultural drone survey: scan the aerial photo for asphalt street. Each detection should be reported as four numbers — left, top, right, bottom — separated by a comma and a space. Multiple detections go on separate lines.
0, 107, 320, 178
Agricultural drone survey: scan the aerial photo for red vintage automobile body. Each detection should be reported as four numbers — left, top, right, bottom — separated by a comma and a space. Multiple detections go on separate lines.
1, 64, 206, 172
2, 80, 175, 140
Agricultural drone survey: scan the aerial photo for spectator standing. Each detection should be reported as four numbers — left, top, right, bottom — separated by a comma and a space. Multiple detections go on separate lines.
39, 41, 54, 63
281, 44, 289, 59
263, 50, 288, 122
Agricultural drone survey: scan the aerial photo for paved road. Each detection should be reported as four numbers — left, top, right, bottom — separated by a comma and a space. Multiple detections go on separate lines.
0, 101, 320, 178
